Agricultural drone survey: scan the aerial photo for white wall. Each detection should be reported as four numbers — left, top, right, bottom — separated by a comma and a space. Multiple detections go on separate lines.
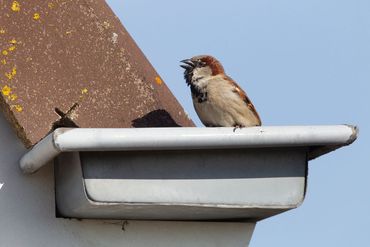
0, 113, 254, 247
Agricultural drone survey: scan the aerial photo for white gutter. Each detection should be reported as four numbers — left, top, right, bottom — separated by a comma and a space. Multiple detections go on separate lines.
19, 125, 358, 174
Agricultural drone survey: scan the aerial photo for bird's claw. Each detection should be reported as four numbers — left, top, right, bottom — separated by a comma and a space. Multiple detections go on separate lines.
233, 125, 244, 132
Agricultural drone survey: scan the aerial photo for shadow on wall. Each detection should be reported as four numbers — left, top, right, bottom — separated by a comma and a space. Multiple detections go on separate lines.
132, 110, 181, 128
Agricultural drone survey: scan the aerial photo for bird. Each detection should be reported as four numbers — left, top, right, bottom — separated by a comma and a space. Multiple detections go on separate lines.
180, 55, 261, 128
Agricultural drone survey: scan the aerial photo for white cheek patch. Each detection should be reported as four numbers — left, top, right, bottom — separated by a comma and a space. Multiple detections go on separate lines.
192, 68, 202, 79
192, 67, 212, 87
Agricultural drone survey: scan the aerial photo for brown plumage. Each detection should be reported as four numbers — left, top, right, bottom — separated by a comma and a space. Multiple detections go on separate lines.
180, 55, 261, 127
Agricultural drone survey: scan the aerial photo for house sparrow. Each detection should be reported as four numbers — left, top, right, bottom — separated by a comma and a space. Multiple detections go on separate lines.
180, 55, 261, 128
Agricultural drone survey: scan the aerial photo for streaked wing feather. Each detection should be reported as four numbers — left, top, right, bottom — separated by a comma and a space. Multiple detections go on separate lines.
225, 75, 262, 125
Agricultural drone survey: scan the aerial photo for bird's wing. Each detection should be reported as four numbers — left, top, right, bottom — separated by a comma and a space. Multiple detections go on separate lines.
225, 75, 262, 125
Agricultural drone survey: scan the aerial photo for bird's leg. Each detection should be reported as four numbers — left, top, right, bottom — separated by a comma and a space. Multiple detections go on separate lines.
233, 124, 244, 132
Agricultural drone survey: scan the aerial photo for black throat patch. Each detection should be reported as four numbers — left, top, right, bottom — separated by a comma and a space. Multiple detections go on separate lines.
183, 67, 207, 103
190, 84, 207, 103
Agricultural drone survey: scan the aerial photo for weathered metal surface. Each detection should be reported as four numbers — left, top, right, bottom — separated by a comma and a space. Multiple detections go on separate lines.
55, 149, 307, 220
0, 110, 254, 247
0, 0, 193, 147
20, 125, 358, 173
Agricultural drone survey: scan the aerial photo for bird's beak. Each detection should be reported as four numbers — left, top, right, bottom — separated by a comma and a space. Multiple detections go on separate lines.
180, 59, 195, 70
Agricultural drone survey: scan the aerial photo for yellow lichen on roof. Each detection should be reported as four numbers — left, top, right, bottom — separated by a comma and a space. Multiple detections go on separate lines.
5, 67, 17, 80
9, 94, 17, 101
13, 104, 23, 112
11, 1, 20, 12
33, 13, 40, 21
2, 85, 11, 96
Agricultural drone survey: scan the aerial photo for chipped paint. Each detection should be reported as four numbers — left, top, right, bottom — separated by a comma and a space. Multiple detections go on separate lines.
111, 33, 118, 44
103, 21, 110, 29
155, 76, 163, 85
11, 1, 20, 12
2, 86, 11, 96
33, 13, 40, 21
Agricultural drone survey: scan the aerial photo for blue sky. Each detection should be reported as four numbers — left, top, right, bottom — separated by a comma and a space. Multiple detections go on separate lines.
106, 1, 369, 246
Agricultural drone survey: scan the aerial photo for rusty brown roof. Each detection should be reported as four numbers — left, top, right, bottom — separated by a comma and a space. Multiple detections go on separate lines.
0, 0, 194, 147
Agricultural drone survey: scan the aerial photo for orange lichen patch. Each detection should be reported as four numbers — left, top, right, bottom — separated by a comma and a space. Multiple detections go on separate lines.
2, 86, 11, 96
14, 105, 23, 112
1, 59, 6, 65
8, 46, 16, 52
81, 88, 88, 94
33, 13, 40, 20
155, 76, 163, 85
48, 3, 54, 9
2, 50, 8, 56
9, 39, 17, 44
0, 29, 5, 34
11, 1, 20, 12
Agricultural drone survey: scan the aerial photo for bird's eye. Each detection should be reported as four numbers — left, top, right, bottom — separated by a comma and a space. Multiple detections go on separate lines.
198, 60, 206, 67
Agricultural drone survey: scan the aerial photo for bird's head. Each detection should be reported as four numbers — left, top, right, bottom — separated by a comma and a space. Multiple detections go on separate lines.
180, 55, 224, 86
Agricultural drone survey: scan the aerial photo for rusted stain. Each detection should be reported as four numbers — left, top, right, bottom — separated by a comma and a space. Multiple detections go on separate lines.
0, 0, 194, 147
